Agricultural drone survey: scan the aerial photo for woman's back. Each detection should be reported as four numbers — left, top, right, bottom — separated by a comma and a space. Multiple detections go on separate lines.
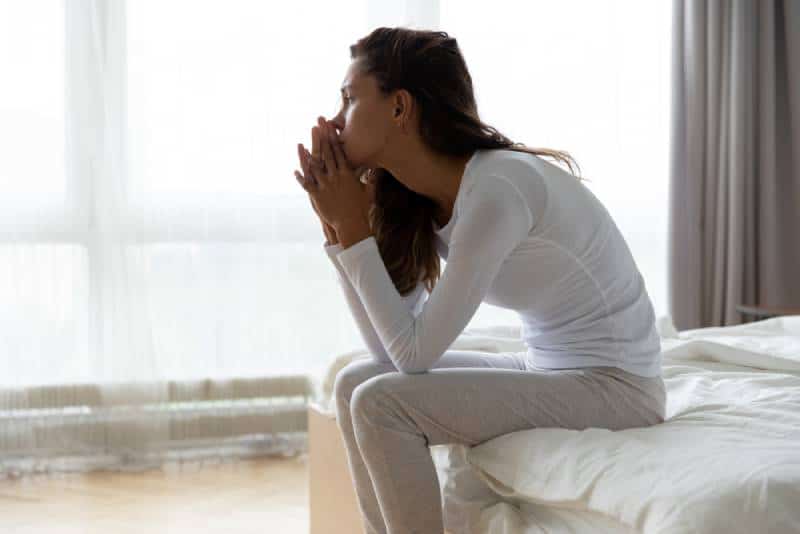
433, 149, 662, 378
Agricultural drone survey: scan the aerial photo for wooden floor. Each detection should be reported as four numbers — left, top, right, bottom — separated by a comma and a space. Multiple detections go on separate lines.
0, 453, 309, 533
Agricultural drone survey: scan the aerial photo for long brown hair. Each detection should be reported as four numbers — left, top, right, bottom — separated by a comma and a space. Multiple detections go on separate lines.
348, 27, 585, 297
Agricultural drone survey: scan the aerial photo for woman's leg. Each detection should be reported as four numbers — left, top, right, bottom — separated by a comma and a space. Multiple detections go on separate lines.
333, 350, 528, 534
349, 365, 665, 534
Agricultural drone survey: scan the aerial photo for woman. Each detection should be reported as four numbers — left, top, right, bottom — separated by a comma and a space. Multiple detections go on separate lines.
293, 26, 666, 534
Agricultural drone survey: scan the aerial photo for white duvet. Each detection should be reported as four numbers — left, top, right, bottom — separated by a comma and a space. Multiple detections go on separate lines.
462, 315, 800, 533
320, 316, 800, 533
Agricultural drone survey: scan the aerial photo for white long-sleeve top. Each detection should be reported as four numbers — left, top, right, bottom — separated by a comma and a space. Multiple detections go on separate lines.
324, 241, 427, 365
326, 148, 662, 378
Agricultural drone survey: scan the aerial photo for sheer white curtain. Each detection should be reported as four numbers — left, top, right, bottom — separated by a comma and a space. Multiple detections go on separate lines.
0, 0, 671, 478
0, 0, 390, 479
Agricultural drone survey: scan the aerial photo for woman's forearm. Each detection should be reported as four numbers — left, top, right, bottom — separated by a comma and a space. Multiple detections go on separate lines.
323, 242, 428, 365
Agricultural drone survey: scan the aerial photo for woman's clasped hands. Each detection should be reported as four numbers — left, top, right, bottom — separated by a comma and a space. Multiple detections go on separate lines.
294, 116, 372, 233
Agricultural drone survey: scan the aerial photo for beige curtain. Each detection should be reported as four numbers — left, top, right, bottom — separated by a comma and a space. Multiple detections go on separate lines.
669, 0, 800, 330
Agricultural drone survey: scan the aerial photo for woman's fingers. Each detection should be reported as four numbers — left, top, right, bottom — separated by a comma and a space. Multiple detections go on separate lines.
295, 141, 322, 193
308, 125, 328, 176
294, 170, 314, 194
320, 123, 336, 175
328, 123, 346, 171
311, 125, 320, 162
298, 144, 319, 187
297, 144, 311, 180
297, 143, 308, 171
298, 117, 336, 193
309, 159, 327, 188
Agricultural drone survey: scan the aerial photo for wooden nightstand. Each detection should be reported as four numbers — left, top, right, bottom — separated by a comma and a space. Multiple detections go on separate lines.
736, 304, 800, 320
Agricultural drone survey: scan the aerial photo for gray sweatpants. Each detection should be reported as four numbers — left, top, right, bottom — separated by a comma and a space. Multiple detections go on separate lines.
333, 350, 667, 534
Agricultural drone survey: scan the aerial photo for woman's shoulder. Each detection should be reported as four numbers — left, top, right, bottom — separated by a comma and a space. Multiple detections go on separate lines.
463, 149, 547, 225
468, 149, 546, 188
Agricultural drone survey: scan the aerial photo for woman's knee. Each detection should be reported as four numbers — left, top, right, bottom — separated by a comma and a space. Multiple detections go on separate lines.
333, 358, 395, 410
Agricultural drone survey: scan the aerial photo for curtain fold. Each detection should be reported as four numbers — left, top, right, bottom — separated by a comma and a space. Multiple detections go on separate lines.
669, 0, 800, 330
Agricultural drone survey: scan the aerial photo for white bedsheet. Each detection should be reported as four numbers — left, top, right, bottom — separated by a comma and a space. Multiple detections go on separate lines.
463, 316, 800, 533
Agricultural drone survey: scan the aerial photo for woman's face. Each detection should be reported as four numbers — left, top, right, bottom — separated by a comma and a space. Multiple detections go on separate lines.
330, 62, 394, 171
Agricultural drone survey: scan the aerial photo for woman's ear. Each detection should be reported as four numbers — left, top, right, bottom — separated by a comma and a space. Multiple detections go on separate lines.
392, 89, 414, 125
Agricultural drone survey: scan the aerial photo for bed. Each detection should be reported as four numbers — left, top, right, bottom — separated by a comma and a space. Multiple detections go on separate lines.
313, 315, 800, 533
